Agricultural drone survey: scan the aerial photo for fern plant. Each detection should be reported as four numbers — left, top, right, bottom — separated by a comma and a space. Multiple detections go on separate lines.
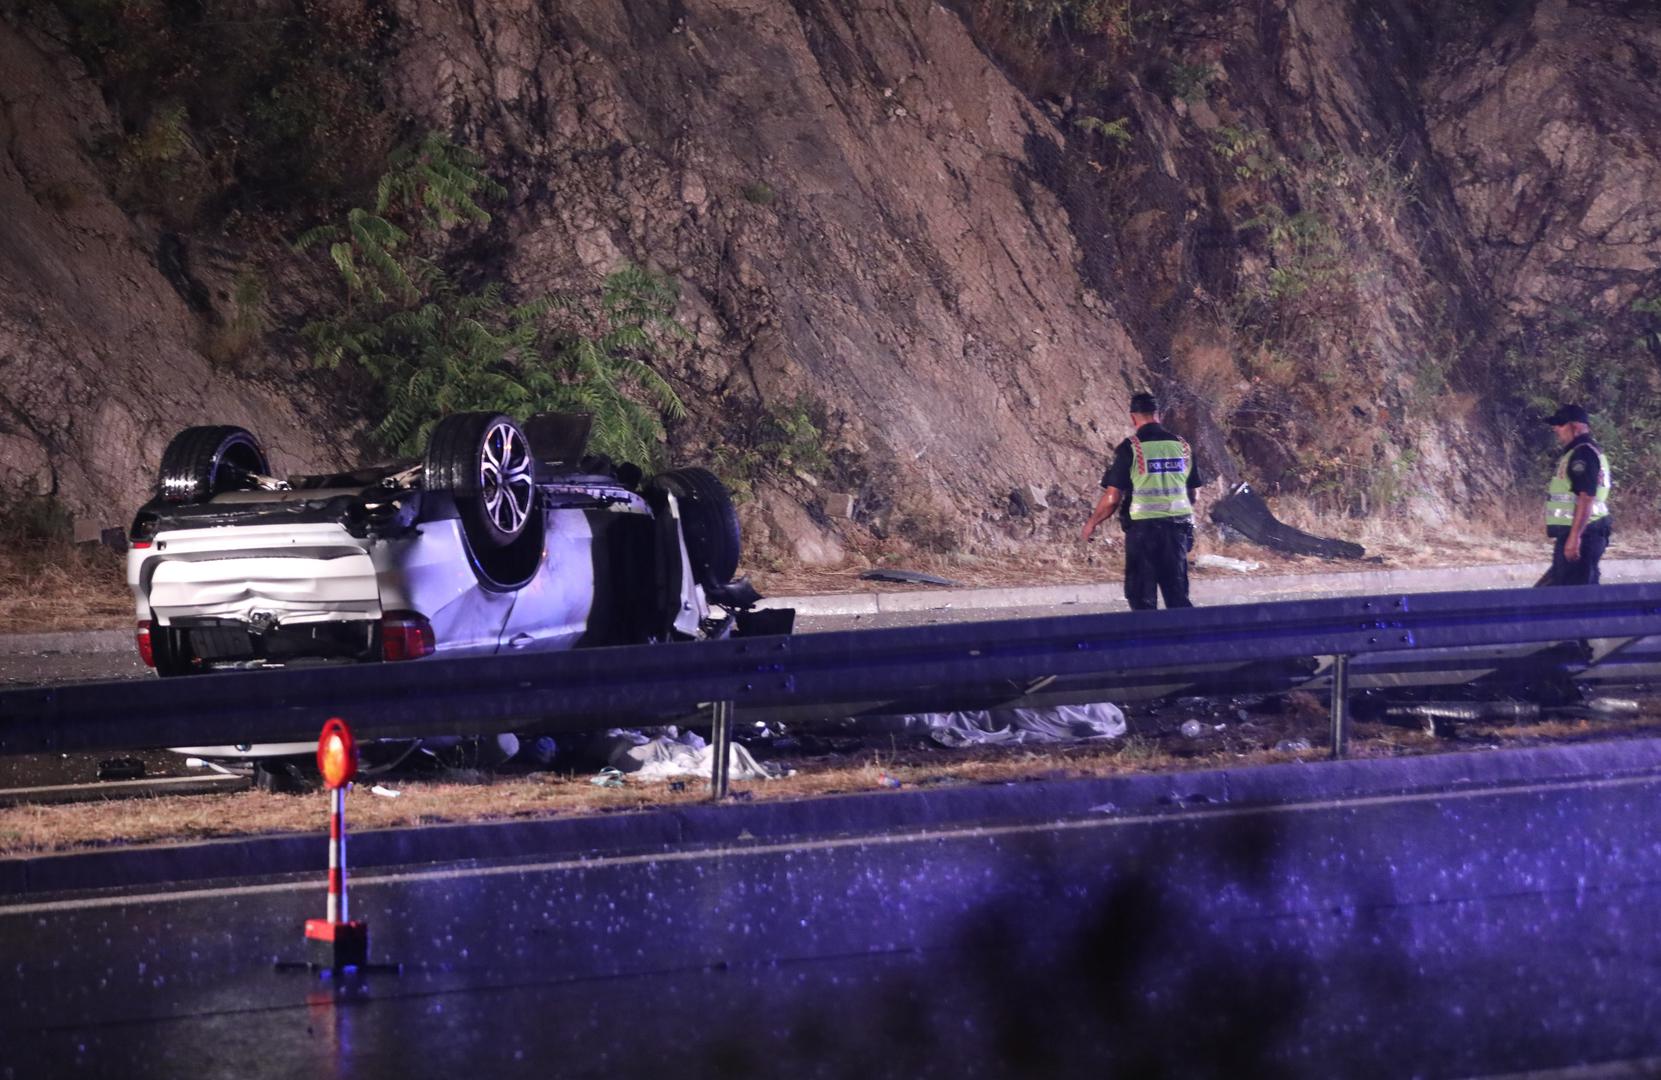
298, 133, 685, 464
1073, 114, 1134, 148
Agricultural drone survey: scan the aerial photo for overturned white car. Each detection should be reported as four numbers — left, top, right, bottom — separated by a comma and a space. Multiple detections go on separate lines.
126, 412, 770, 757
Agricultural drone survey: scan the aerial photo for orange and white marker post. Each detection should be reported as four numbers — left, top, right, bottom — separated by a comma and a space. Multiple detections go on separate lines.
304, 717, 371, 970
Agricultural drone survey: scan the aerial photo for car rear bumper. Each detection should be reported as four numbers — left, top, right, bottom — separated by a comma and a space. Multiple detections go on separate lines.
131, 523, 383, 625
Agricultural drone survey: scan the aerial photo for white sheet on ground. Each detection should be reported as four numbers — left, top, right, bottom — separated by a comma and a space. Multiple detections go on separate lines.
902, 703, 1127, 747
1195, 553, 1262, 573
590, 727, 779, 782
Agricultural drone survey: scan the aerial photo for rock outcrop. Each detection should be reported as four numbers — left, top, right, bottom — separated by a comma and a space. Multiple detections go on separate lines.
0, 18, 348, 529
1429, 0, 1661, 319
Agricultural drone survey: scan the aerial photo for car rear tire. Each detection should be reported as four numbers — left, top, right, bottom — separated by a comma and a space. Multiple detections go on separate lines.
649, 466, 741, 588
425, 413, 538, 548
157, 426, 269, 503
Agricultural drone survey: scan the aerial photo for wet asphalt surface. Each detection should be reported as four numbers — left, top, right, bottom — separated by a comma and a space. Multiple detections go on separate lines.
0, 646, 149, 688
10, 759, 1661, 1078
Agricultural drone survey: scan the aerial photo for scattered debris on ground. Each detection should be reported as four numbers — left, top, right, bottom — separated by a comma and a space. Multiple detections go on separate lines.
1194, 553, 1261, 573
895, 703, 1126, 746
588, 727, 781, 781
6, 693, 1661, 856
858, 568, 962, 587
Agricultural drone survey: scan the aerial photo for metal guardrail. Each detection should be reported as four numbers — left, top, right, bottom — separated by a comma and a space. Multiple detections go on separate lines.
3, 583, 1661, 767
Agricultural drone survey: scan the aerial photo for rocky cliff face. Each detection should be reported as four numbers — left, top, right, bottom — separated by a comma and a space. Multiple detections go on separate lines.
1429, 0, 1661, 320
1, 0, 1657, 558
383, 0, 1149, 560
0, 16, 349, 533
1424, 0, 1661, 477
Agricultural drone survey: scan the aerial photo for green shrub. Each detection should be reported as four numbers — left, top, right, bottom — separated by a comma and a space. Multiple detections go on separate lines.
1634, 296, 1661, 354
1220, 140, 1407, 507
989, 0, 1167, 45
299, 134, 685, 465
0, 495, 74, 544
1212, 125, 1280, 181
708, 397, 830, 501
1167, 61, 1214, 103
110, 104, 213, 224
206, 268, 270, 365
1240, 207, 1349, 302
1495, 309, 1661, 502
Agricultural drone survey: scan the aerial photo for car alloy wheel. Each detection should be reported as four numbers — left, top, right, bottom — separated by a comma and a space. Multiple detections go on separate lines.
424, 412, 545, 589
479, 418, 534, 538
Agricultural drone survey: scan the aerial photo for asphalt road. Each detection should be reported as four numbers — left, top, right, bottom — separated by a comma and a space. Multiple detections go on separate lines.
7, 759, 1661, 1078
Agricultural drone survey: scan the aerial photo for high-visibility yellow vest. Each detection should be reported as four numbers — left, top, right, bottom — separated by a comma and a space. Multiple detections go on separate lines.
1545, 443, 1610, 529
1128, 436, 1194, 521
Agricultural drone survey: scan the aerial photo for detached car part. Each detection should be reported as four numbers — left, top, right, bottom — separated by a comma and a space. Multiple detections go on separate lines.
1208, 481, 1365, 560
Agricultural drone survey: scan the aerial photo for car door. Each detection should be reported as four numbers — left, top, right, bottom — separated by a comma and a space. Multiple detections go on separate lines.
382, 517, 514, 657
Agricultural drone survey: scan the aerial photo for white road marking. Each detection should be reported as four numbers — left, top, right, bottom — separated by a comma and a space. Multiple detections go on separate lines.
0, 774, 245, 799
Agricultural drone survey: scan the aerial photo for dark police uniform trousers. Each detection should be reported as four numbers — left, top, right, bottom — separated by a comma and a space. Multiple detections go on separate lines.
1543, 522, 1610, 586
1123, 517, 1194, 610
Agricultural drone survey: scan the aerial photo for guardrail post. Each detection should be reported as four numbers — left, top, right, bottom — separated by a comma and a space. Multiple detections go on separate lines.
709, 700, 734, 799
1330, 654, 1351, 760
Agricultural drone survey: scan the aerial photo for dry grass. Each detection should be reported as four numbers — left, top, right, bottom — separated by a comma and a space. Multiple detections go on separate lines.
748, 511, 1661, 599
0, 539, 129, 632
0, 774, 714, 856
8, 709, 1661, 857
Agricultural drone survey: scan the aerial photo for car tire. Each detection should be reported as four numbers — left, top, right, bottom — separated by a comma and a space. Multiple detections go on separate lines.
425, 413, 538, 548
157, 426, 269, 503
650, 466, 741, 588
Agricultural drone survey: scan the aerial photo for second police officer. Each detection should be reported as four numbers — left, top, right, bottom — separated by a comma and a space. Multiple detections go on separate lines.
1539, 403, 1612, 586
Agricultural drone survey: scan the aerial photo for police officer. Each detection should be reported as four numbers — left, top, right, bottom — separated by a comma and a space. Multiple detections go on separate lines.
1080, 392, 1203, 609
1539, 403, 1612, 586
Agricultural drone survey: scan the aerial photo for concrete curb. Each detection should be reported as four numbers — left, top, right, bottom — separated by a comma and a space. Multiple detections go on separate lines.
757, 558, 1661, 617
0, 628, 131, 657
7, 736, 1661, 898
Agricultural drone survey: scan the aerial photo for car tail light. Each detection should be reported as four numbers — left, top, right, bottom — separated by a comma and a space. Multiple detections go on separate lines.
136, 620, 155, 667
380, 613, 435, 661
130, 540, 152, 549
